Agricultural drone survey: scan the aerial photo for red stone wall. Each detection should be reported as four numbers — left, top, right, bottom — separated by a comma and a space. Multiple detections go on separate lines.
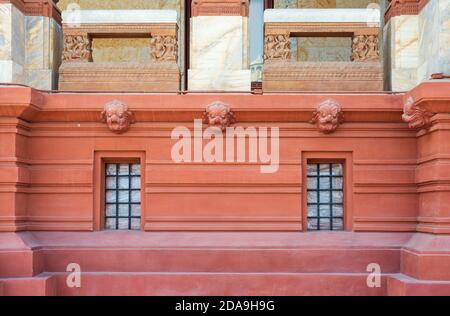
0, 83, 449, 233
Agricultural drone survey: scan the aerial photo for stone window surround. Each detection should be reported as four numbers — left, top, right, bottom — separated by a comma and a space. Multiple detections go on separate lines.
94, 151, 146, 231
302, 152, 353, 232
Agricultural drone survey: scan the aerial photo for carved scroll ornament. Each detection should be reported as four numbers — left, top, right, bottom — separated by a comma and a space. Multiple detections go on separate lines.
101, 100, 135, 134
264, 34, 291, 60
351, 35, 379, 62
62, 35, 92, 62
402, 96, 433, 130
202, 101, 236, 131
150, 35, 178, 62
310, 99, 344, 134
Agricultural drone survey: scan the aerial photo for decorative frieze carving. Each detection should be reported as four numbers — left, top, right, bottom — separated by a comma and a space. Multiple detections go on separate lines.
192, 0, 249, 17
101, 100, 135, 134
384, 0, 430, 23
264, 34, 291, 61
150, 35, 178, 62
402, 96, 433, 130
62, 34, 92, 62
310, 99, 344, 134
202, 101, 235, 131
351, 35, 379, 62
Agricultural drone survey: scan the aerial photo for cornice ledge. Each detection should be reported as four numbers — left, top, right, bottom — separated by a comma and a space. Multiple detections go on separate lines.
405, 81, 450, 113
0, 86, 43, 120
384, 0, 430, 23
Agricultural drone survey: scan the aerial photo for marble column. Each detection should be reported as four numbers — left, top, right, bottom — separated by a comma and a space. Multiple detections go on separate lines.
0, 3, 26, 84
0, 1, 62, 90
384, 14, 419, 91
188, 0, 251, 91
418, 0, 450, 82
384, 0, 450, 91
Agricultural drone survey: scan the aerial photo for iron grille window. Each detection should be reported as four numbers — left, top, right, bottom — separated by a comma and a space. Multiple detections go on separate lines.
307, 163, 344, 231
105, 163, 141, 230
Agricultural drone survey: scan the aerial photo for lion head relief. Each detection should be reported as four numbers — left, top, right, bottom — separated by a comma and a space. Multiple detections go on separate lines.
101, 100, 135, 134
202, 101, 235, 131
310, 99, 344, 134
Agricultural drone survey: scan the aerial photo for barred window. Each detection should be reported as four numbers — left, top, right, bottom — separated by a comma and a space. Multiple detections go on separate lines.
307, 163, 344, 231
105, 163, 141, 230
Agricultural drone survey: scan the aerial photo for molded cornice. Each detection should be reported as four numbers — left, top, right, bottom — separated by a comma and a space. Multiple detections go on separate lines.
0, 0, 61, 24
384, 0, 430, 23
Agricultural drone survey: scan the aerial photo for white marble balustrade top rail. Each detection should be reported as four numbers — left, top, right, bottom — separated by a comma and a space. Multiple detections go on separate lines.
61, 9, 178, 24
264, 8, 380, 25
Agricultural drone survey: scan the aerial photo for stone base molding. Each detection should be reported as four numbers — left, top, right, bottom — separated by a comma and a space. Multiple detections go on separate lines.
263, 61, 383, 92
59, 62, 180, 92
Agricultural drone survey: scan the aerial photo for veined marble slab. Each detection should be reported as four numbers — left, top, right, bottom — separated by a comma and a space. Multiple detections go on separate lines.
264, 8, 380, 25
188, 69, 251, 91
62, 9, 178, 24
190, 16, 247, 70
0, 3, 13, 60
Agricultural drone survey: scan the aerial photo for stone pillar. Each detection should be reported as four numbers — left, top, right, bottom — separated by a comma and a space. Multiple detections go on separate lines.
0, 0, 62, 90
417, 0, 450, 82
384, 0, 450, 91
0, 3, 27, 85
188, 0, 251, 91
383, 0, 420, 91
403, 83, 450, 234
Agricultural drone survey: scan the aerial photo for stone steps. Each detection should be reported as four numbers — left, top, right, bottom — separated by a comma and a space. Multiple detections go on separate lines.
1, 272, 386, 296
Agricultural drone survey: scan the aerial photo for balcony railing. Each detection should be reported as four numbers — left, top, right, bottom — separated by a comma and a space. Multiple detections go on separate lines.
263, 8, 383, 92
58, 9, 180, 92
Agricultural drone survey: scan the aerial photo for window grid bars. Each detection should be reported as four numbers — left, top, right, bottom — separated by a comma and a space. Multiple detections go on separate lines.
105, 163, 141, 230
307, 163, 344, 231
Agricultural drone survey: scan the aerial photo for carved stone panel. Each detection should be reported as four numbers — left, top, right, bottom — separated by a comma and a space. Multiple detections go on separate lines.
150, 35, 178, 62
264, 34, 291, 61
351, 34, 379, 62
202, 101, 236, 131
310, 99, 344, 134
101, 100, 135, 134
62, 35, 92, 62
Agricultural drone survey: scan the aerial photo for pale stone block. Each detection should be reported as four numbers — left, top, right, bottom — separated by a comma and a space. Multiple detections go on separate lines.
25, 16, 45, 70
61, 9, 178, 24
391, 68, 418, 91
189, 15, 250, 91
392, 15, 419, 69
264, 8, 380, 25
190, 16, 248, 70
188, 69, 251, 91
27, 69, 54, 90
0, 4, 26, 65
11, 4, 25, 66
0, 60, 25, 83
384, 14, 419, 90
418, 0, 450, 81
0, 4, 12, 60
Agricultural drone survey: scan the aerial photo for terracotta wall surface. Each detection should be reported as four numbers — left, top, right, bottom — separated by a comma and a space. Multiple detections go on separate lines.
0, 82, 449, 233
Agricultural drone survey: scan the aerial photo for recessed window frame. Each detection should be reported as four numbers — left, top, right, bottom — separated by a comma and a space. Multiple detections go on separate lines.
302, 152, 353, 232
94, 152, 146, 231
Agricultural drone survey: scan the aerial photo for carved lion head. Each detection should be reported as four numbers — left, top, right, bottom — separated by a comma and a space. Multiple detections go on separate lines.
101, 100, 135, 134
202, 101, 235, 131
402, 96, 433, 130
310, 99, 344, 134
